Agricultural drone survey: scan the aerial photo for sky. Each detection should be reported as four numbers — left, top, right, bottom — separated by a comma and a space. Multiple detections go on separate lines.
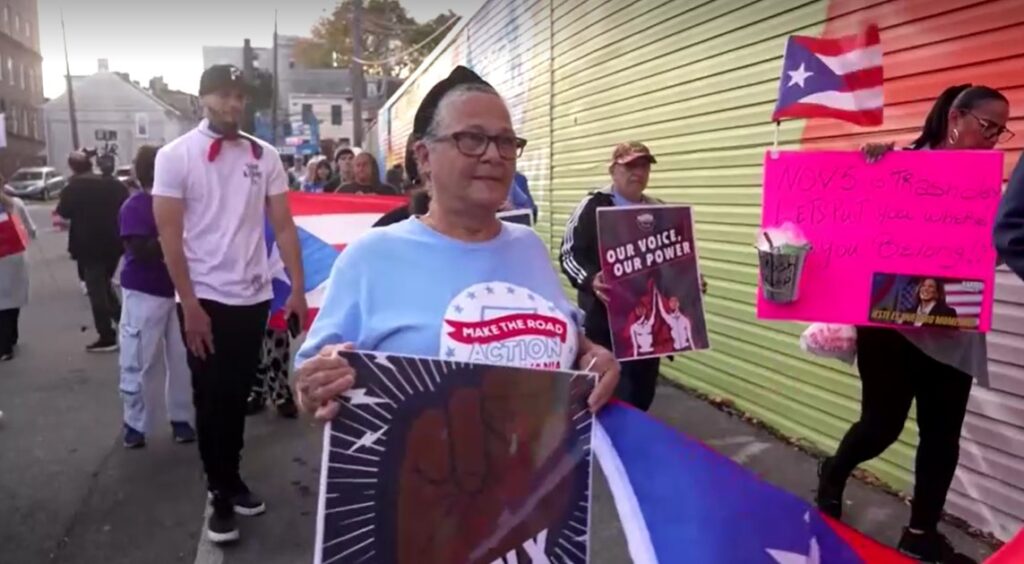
39, 0, 484, 98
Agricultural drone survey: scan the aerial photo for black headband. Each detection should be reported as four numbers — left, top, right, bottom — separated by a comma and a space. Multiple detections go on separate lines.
411, 65, 492, 140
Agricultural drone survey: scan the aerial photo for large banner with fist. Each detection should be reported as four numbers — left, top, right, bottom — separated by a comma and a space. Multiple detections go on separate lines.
315, 352, 596, 564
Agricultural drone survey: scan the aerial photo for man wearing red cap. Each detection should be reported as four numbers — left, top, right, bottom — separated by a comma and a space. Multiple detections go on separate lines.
560, 142, 674, 411
152, 64, 307, 544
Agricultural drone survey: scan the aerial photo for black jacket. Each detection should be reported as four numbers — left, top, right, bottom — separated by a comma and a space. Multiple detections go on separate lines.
56, 173, 129, 264
560, 188, 661, 347
372, 191, 431, 228
995, 152, 1024, 282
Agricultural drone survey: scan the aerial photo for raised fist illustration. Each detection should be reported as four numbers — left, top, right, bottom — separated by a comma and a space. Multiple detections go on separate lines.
396, 368, 585, 564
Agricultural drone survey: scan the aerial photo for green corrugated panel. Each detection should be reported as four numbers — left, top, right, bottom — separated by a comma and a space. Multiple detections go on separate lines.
378, 0, 923, 494
548, 0, 916, 492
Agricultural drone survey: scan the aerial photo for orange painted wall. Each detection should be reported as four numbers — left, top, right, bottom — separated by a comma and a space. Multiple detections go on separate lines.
803, 0, 1023, 180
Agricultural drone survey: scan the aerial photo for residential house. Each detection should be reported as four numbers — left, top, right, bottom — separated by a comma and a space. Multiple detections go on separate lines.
42, 60, 200, 175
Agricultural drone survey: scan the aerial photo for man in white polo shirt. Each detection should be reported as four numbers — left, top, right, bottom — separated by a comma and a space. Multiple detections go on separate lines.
153, 64, 307, 544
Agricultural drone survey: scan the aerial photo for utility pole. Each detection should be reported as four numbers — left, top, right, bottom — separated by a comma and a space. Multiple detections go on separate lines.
60, 9, 79, 150
350, 0, 364, 147
242, 38, 255, 133
271, 11, 278, 146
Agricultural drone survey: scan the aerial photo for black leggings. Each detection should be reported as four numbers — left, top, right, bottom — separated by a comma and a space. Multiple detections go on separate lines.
613, 357, 661, 412
0, 308, 19, 355
826, 327, 973, 531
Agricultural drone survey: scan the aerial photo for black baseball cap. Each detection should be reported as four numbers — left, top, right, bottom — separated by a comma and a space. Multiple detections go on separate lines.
199, 64, 251, 97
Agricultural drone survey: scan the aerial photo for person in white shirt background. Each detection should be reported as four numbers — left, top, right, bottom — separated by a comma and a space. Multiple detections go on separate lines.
655, 288, 693, 351
152, 64, 307, 545
629, 301, 656, 357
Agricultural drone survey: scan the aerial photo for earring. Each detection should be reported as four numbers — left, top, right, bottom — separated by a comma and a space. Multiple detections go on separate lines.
948, 128, 960, 145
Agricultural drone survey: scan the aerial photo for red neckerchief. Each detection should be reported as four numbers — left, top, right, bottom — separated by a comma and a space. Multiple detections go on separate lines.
206, 123, 264, 162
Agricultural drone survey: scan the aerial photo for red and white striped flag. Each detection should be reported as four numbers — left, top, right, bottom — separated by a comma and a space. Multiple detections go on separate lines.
772, 25, 884, 126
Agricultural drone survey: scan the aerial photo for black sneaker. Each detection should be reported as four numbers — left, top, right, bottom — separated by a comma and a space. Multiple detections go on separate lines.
170, 421, 196, 444
276, 399, 298, 419
231, 489, 267, 517
898, 528, 976, 563
0, 352, 13, 362
206, 504, 239, 544
245, 395, 266, 416
815, 457, 844, 520
86, 339, 119, 353
123, 425, 146, 449
210, 485, 268, 516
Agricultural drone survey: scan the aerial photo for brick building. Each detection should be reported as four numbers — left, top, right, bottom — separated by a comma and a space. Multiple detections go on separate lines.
0, 0, 43, 178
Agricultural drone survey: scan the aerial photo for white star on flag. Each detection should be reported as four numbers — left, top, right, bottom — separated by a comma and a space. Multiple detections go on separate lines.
787, 63, 813, 88
767, 537, 821, 564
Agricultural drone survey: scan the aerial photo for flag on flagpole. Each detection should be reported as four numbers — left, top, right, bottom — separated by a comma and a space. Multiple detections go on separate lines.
594, 402, 913, 563
771, 25, 884, 126
265, 192, 406, 330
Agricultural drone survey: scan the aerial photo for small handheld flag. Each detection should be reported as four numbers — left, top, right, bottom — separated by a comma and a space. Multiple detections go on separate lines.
772, 25, 883, 126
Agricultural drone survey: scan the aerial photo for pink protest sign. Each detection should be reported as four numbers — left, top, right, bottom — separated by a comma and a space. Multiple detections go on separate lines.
758, 150, 1004, 332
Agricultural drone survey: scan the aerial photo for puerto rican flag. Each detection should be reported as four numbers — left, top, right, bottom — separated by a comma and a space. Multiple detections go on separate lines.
772, 25, 883, 126
266, 192, 406, 330
595, 403, 914, 563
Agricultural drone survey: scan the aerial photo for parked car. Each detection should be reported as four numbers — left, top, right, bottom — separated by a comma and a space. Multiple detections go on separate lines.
3, 167, 67, 201
115, 165, 132, 183
115, 165, 141, 192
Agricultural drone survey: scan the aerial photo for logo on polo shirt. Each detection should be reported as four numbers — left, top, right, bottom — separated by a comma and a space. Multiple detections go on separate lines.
243, 162, 263, 182
441, 282, 577, 370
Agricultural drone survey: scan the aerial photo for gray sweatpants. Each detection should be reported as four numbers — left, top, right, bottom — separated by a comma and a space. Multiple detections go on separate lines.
119, 288, 193, 432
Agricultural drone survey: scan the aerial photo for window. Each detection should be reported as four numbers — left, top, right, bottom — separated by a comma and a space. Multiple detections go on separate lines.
331, 104, 342, 125
18, 63, 23, 90
24, 19, 29, 40
25, 68, 31, 93
301, 103, 313, 118
135, 113, 149, 138
3, 7, 8, 29
29, 110, 35, 139
14, 13, 19, 34
6, 57, 13, 85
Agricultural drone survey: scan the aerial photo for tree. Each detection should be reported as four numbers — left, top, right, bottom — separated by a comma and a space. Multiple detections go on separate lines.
294, 0, 459, 78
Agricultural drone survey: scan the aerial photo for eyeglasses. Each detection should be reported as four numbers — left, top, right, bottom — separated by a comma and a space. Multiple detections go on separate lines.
430, 131, 527, 160
965, 111, 1015, 144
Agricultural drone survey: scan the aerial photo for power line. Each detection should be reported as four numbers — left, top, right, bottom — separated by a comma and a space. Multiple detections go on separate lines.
350, 15, 459, 67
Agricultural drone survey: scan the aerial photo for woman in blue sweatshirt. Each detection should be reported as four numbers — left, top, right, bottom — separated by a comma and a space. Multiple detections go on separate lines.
293, 67, 619, 421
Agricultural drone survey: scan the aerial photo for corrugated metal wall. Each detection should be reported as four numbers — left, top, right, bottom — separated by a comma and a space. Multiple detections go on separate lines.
374, 0, 1024, 540
796, 0, 1024, 540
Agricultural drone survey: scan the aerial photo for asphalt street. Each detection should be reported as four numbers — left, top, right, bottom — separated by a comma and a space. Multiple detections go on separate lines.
0, 203, 997, 564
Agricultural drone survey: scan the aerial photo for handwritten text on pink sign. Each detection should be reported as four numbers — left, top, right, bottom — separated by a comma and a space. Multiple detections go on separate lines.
757, 150, 1003, 331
